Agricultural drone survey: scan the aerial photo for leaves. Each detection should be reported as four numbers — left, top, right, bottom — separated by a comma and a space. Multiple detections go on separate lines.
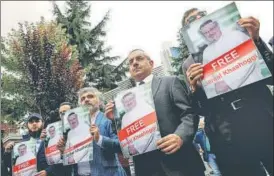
53, 1, 126, 91
1, 19, 83, 120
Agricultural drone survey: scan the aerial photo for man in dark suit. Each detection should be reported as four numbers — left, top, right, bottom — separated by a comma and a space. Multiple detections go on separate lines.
181, 8, 273, 176
105, 49, 205, 176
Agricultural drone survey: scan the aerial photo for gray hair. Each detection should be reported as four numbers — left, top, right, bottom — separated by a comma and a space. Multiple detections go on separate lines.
77, 87, 103, 105
126, 49, 152, 64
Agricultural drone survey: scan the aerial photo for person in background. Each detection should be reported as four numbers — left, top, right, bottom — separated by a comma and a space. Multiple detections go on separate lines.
2, 139, 11, 176
193, 117, 222, 176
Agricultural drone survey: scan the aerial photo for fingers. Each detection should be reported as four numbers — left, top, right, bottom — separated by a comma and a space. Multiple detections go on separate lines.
186, 64, 203, 81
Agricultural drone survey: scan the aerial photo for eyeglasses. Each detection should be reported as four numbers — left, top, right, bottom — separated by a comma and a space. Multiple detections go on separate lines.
185, 11, 207, 27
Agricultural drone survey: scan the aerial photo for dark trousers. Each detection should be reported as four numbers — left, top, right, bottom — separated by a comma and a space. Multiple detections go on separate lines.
210, 99, 273, 176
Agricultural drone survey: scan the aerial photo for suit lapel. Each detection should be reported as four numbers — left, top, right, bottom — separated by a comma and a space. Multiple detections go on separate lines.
152, 76, 161, 99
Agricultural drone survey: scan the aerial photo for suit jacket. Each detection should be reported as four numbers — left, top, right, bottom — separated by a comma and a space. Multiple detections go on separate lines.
133, 76, 205, 176
74, 111, 126, 176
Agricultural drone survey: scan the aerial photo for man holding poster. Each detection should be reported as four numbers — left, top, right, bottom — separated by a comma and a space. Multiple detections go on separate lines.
105, 49, 205, 176
181, 5, 273, 176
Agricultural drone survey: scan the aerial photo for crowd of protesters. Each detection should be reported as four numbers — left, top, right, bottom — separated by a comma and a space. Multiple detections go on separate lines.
1, 6, 273, 176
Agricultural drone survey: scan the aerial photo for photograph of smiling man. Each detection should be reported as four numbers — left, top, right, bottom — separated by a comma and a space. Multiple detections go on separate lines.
62, 106, 93, 165
182, 2, 272, 99
12, 141, 37, 176
114, 82, 161, 158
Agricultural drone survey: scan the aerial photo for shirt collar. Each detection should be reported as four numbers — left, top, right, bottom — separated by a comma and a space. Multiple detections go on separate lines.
90, 110, 100, 124
136, 74, 154, 86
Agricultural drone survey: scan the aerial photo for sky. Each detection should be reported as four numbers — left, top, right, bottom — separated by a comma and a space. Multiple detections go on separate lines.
1, 1, 273, 67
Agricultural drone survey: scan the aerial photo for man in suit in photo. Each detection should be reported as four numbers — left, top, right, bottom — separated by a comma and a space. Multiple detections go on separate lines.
105, 49, 205, 176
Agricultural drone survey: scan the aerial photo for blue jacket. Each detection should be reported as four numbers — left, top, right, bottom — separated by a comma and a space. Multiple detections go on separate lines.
73, 111, 126, 176
193, 128, 211, 162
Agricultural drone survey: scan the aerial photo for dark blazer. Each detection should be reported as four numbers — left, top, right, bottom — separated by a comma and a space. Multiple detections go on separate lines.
133, 76, 205, 176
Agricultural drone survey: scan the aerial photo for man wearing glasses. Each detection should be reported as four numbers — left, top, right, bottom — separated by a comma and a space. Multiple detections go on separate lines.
181, 7, 273, 176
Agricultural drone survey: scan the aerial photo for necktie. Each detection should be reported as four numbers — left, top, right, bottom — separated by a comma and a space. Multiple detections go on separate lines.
139, 81, 145, 85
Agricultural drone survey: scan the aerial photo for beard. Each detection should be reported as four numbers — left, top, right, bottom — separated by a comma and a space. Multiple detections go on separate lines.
86, 104, 99, 113
28, 127, 42, 139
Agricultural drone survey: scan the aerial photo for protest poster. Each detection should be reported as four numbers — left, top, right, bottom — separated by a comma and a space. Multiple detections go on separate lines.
44, 121, 63, 165
182, 2, 272, 99
12, 140, 37, 176
114, 82, 161, 158
62, 106, 93, 165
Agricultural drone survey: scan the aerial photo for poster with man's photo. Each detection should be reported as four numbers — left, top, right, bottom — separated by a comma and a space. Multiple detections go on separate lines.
62, 106, 93, 165
12, 140, 37, 176
44, 121, 63, 165
182, 2, 272, 99
114, 82, 161, 158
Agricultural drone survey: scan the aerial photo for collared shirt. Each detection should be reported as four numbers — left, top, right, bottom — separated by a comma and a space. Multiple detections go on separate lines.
136, 74, 154, 87
90, 111, 103, 147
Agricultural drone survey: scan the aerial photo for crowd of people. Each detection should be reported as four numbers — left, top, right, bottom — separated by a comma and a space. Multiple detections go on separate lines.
1, 6, 273, 176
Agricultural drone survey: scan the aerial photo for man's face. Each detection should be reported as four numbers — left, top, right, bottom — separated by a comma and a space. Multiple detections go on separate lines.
184, 10, 206, 26
18, 145, 27, 156
48, 127, 55, 138
80, 92, 99, 111
122, 93, 137, 112
200, 21, 222, 42
68, 114, 79, 129
128, 50, 154, 82
59, 105, 71, 120
27, 118, 43, 132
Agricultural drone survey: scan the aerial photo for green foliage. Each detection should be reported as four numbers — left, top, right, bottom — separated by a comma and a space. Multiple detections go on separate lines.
1, 18, 84, 120
52, 0, 127, 92
170, 27, 190, 81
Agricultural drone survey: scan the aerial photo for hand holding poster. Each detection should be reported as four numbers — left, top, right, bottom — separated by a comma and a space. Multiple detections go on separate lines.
44, 121, 63, 165
114, 82, 161, 158
182, 2, 272, 99
62, 106, 93, 165
12, 140, 37, 176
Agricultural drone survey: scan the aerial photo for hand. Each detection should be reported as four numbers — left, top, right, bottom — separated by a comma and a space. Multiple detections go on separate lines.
40, 129, 47, 140
186, 63, 203, 92
35, 170, 47, 176
5, 142, 14, 152
57, 136, 66, 154
238, 16, 260, 41
90, 124, 100, 142
157, 134, 183, 155
104, 101, 115, 120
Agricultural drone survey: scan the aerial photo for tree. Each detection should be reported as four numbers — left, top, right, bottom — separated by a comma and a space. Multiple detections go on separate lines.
171, 28, 190, 81
52, 0, 127, 92
1, 17, 84, 120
